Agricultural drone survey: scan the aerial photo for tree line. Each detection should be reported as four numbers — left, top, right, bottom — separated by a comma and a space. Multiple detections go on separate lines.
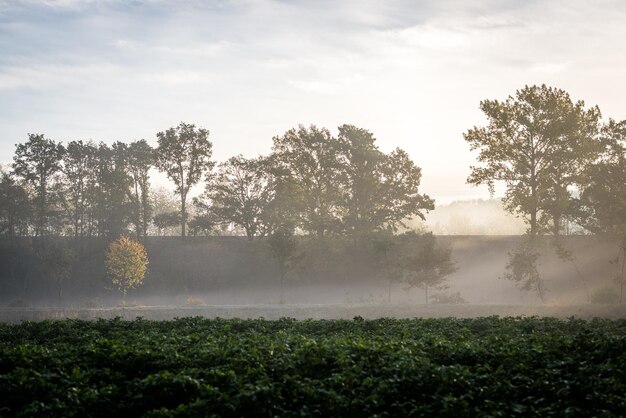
0, 123, 433, 247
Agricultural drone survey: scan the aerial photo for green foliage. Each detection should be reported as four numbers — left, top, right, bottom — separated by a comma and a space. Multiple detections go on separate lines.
271, 125, 343, 237
152, 212, 181, 236
156, 122, 214, 237
63, 140, 98, 242
125, 140, 155, 241
198, 155, 275, 240
105, 237, 148, 299
336, 125, 434, 243
465, 84, 601, 237
576, 118, 626, 238
0, 171, 30, 243
0, 317, 625, 417
12, 133, 65, 237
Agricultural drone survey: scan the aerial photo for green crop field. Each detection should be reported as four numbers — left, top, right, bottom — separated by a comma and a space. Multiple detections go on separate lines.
1, 317, 625, 417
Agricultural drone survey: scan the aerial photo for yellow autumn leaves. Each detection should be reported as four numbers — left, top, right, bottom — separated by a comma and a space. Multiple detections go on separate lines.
105, 237, 148, 298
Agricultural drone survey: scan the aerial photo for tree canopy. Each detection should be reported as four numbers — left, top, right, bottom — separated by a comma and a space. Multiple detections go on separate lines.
465, 84, 601, 237
156, 122, 214, 238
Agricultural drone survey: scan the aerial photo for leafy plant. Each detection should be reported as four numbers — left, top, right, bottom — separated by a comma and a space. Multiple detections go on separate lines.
105, 236, 148, 301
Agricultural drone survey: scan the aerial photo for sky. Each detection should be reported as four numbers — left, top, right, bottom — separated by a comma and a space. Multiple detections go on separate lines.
1, 0, 625, 204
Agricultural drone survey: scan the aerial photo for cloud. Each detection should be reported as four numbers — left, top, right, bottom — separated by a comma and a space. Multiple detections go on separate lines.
1, 0, 626, 201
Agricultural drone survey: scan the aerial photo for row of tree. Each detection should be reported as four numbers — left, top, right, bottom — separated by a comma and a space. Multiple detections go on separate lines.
0, 124, 433, 247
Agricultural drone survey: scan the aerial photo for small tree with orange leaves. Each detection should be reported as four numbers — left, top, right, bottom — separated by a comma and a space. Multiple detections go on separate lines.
105, 236, 148, 302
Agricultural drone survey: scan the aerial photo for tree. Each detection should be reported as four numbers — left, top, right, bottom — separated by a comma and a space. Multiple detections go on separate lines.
268, 227, 299, 304
0, 171, 30, 248
575, 119, 626, 302
153, 212, 181, 236
576, 119, 626, 236
336, 125, 434, 245
377, 149, 435, 231
156, 123, 214, 238
372, 230, 402, 303
465, 85, 601, 237
271, 125, 343, 237
12, 134, 65, 238
92, 143, 133, 239
397, 232, 456, 304
200, 155, 275, 240
63, 140, 98, 248
0, 171, 31, 289
502, 243, 545, 303
126, 140, 154, 241
105, 236, 148, 302
38, 241, 74, 306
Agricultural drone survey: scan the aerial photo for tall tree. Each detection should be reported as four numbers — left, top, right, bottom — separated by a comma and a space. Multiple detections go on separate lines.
0, 171, 30, 247
199, 155, 275, 240
397, 232, 456, 304
576, 119, 626, 236
63, 140, 97, 247
271, 125, 343, 237
92, 143, 133, 238
465, 85, 601, 237
336, 125, 434, 245
575, 119, 626, 302
156, 123, 214, 238
376, 149, 434, 232
126, 140, 154, 241
12, 134, 65, 238
336, 125, 386, 244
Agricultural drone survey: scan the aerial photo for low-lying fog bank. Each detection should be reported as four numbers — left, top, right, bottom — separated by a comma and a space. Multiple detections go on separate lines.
2, 236, 623, 310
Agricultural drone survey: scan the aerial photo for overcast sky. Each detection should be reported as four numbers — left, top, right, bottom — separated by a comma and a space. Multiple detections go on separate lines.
1, 0, 625, 204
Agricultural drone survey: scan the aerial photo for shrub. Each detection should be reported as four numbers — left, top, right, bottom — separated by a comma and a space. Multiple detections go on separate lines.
105, 236, 149, 301
590, 287, 619, 304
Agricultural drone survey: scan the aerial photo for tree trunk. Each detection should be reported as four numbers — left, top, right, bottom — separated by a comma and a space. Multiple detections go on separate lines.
537, 279, 545, 303
553, 215, 561, 237
530, 209, 538, 237
181, 195, 187, 238
619, 247, 626, 303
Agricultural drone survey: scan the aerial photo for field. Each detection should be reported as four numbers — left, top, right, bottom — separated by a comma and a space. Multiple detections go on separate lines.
1, 317, 625, 417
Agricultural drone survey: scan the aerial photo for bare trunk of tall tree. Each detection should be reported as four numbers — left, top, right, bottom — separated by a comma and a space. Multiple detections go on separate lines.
553, 215, 561, 237
619, 247, 626, 303
280, 270, 285, 305
530, 209, 538, 237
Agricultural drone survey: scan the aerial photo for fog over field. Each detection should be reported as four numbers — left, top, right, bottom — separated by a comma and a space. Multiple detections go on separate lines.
0, 1, 625, 322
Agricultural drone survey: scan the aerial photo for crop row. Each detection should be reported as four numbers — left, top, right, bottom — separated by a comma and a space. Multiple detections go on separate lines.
1, 317, 625, 417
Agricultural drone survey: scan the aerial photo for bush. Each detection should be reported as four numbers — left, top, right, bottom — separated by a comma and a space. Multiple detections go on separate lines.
430, 291, 468, 304
106, 237, 149, 300
590, 287, 619, 304
7, 298, 30, 308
